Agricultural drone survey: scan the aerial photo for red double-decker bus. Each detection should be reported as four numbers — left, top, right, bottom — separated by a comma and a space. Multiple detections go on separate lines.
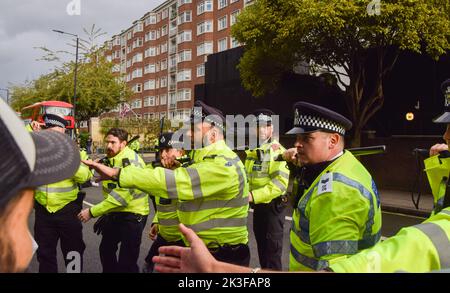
21, 101, 75, 137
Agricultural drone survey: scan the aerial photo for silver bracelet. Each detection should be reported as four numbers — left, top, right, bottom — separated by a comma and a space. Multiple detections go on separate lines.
250, 267, 261, 273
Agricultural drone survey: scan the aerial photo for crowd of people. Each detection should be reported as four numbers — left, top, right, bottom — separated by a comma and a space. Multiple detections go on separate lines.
0, 79, 449, 273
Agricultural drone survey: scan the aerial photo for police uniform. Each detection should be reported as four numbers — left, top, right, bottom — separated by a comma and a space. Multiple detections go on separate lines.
143, 132, 186, 273
90, 144, 149, 273
117, 101, 251, 266
34, 114, 92, 273
286, 102, 382, 271
424, 79, 450, 215
244, 109, 289, 269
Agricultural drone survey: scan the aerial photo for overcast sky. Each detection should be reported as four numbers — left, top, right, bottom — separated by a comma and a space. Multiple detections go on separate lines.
0, 0, 163, 100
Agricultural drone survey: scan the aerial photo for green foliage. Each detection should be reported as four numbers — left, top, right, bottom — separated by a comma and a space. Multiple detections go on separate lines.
78, 131, 90, 148
10, 25, 131, 121
233, 0, 450, 145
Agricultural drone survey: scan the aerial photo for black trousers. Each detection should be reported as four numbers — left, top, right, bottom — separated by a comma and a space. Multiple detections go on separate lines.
34, 200, 86, 273
252, 196, 287, 270
99, 213, 148, 273
143, 234, 185, 273
209, 243, 251, 267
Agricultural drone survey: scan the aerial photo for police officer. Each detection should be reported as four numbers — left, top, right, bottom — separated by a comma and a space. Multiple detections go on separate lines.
245, 109, 289, 270
142, 132, 186, 273
34, 114, 92, 273
83, 101, 251, 266
424, 79, 450, 215
282, 102, 382, 271
78, 128, 149, 273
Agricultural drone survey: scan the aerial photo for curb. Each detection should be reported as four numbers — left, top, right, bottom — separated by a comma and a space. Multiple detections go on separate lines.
381, 204, 431, 218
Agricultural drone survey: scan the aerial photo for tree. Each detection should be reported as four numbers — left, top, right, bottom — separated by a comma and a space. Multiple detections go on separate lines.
232, 0, 450, 146
10, 25, 131, 124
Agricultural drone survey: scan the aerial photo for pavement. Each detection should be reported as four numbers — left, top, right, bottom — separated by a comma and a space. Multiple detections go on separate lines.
379, 189, 433, 217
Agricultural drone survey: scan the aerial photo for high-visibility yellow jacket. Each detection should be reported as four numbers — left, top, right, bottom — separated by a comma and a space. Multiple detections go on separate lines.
330, 208, 450, 273
245, 139, 289, 204
424, 155, 450, 215
290, 151, 382, 271
146, 164, 182, 242
35, 151, 92, 213
119, 140, 249, 247
90, 147, 149, 217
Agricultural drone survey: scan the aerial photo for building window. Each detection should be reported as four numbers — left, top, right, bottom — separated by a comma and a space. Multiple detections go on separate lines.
144, 80, 156, 90
162, 9, 169, 19
230, 37, 240, 48
145, 14, 157, 25
161, 76, 168, 88
197, 64, 205, 77
114, 37, 121, 46
177, 50, 192, 63
177, 30, 192, 43
144, 63, 156, 74
145, 47, 158, 58
134, 22, 143, 33
177, 69, 191, 82
127, 31, 132, 40
178, 0, 192, 6
218, 0, 228, 9
197, 20, 213, 35
144, 96, 156, 107
161, 59, 168, 70
230, 10, 240, 26
132, 68, 143, 79
112, 64, 120, 73
131, 99, 142, 108
178, 11, 192, 25
197, 0, 213, 15
177, 89, 192, 101
218, 38, 228, 52
197, 42, 213, 56
161, 25, 168, 36
132, 84, 142, 93
218, 16, 227, 31
160, 94, 167, 105
132, 53, 143, 64
161, 42, 168, 53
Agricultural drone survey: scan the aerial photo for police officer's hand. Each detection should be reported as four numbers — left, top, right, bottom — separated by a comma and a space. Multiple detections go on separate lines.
78, 208, 92, 223
429, 144, 449, 156
149, 223, 159, 240
283, 148, 299, 165
82, 159, 119, 181
153, 224, 217, 273
31, 121, 41, 132
248, 192, 254, 203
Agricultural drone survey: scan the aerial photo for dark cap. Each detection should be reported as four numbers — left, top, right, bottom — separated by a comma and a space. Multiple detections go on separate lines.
157, 132, 183, 149
190, 100, 225, 129
0, 99, 80, 209
43, 113, 68, 128
286, 101, 352, 135
252, 108, 275, 125
433, 79, 450, 124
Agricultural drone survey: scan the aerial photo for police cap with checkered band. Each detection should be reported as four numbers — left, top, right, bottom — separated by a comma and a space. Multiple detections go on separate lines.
251, 108, 275, 125
286, 101, 352, 136
190, 100, 225, 130
433, 79, 450, 123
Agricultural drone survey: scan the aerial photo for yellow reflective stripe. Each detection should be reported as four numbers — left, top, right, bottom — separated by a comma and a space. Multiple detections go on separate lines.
187, 217, 247, 232
133, 192, 147, 199
102, 187, 128, 206
290, 244, 329, 271
186, 168, 203, 199
156, 204, 177, 213
271, 178, 287, 193
178, 196, 248, 212
270, 170, 289, 180
36, 184, 77, 193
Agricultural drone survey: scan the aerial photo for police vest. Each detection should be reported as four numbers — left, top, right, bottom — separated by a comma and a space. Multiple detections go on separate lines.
245, 139, 289, 204
35, 151, 92, 213
119, 140, 250, 247
90, 146, 149, 217
330, 208, 450, 273
424, 155, 450, 215
289, 151, 382, 271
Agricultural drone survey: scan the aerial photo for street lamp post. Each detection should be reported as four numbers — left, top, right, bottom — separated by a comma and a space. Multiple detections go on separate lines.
0, 88, 9, 105
52, 29, 79, 133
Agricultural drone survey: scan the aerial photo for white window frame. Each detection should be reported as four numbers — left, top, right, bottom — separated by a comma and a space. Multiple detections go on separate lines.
177, 30, 192, 43
197, 42, 213, 56
196, 64, 205, 77
144, 80, 156, 90
218, 37, 228, 52
218, 0, 228, 10
197, 20, 213, 35
177, 50, 192, 63
230, 10, 240, 26
197, 0, 213, 15
218, 15, 227, 31
160, 95, 167, 105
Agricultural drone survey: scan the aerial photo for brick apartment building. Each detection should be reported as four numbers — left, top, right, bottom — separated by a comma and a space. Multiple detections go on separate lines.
102, 0, 254, 121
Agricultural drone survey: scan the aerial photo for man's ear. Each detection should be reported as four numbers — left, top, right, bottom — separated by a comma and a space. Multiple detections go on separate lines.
329, 133, 340, 149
